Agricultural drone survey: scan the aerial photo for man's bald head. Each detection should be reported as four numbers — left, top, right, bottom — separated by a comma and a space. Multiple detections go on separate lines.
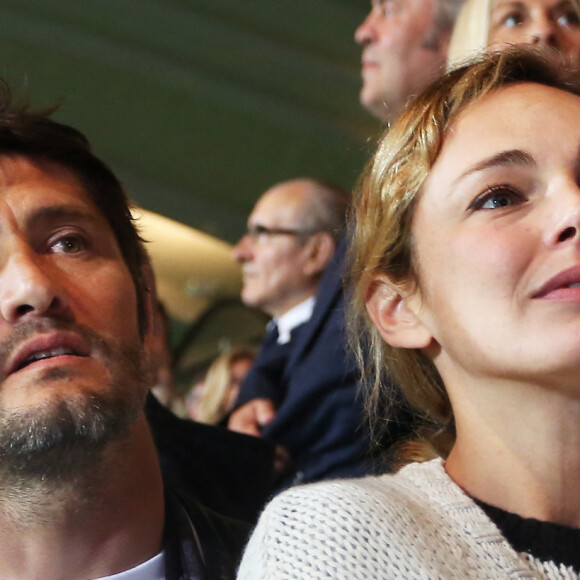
232, 179, 349, 317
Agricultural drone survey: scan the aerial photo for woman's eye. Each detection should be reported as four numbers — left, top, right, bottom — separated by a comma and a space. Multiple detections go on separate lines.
502, 12, 524, 27
557, 9, 580, 26
469, 187, 523, 211
51, 235, 86, 254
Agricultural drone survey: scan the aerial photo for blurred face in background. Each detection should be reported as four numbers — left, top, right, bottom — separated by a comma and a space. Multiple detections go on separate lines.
227, 355, 253, 408
355, 0, 452, 122
232, 182, 323, 318
489, 0, 580, 63
186, 382, 205, 422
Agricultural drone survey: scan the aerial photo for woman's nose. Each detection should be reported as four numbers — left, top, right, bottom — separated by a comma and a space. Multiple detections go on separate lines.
544, 181, 580, 247
529, 17, 560, 48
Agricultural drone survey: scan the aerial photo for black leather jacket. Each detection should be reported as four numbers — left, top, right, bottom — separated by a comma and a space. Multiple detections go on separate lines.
163, 487, 249, 580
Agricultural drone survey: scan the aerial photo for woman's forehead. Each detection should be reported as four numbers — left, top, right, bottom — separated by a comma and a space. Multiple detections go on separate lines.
437, 83, 580, 168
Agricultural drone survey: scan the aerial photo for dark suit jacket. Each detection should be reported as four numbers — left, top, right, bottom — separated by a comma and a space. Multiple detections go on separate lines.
236, 238, 373, 485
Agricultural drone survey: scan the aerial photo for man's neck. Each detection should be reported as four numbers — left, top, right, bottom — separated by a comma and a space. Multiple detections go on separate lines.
0, 415, 165, 580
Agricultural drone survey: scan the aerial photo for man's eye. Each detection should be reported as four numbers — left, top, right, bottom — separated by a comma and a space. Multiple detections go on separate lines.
51, 235, 86, 254
377, 0, 396, 16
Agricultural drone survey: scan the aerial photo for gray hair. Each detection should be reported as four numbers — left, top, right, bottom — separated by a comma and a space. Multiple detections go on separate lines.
438, 0, 468, 26
291, 179, 351, 243
423, 0, 467, 50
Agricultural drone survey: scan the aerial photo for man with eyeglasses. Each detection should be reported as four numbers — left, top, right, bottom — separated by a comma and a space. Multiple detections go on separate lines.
232, 179, 341, 330
229, 178, 374, 490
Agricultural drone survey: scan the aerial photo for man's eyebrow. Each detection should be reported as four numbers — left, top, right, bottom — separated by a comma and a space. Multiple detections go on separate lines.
26, 205, 98, 228
452, 149, 535, 187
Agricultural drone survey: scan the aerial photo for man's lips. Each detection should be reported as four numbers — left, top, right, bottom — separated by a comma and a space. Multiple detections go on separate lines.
361, 51, 379, 70
242, 268, 257, 277
4, 332, 91, 378
361, 60, 379, 73
533, 266, 580, 299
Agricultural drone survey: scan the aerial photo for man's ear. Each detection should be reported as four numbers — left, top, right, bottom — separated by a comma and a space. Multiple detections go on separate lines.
141, 257, 159, 348
365, 276, 432, 349
302, 232, 336, 277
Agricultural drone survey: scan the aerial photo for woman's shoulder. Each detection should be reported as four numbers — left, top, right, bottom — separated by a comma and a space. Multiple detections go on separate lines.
272, 457, 443, 503
259, 458, 455, 527
238, 458, 485, 579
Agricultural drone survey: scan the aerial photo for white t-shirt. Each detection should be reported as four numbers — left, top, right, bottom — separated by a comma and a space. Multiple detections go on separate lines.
95, 551, 165, 580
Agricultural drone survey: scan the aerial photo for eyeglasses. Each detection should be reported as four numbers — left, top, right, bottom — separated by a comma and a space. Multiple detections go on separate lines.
245, 224, 320, 242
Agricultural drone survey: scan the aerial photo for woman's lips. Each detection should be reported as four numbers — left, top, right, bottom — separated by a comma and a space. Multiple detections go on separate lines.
533, 265, 580, 299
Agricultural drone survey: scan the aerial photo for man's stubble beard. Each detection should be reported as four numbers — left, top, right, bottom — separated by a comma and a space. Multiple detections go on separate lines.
0, 319, 150, 488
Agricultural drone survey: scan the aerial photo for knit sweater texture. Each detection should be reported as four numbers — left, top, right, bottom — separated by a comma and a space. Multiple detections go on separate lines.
237, 458, 580, 579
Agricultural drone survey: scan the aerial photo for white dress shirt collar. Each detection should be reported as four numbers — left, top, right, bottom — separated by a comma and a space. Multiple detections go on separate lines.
275, 296, 315, 344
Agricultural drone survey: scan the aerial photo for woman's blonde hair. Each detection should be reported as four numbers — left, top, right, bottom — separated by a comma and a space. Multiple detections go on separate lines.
195, 347, 255, 425
349, 47, 580, 459
447, 0, 580, 70
447, 0, 492, 69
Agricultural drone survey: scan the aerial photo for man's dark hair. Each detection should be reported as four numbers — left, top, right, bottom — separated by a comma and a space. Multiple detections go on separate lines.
0, 83, 148, 335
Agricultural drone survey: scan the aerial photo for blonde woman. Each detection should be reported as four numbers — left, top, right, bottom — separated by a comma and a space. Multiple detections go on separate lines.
238, 47, 580, 578
190, 347, 255, 426
448, 0, 580, 67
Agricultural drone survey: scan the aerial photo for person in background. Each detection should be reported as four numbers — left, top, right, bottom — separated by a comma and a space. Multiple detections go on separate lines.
142, 246, 275, 527
447, 0, 580, 68
355, 0, 465, 123
229, 178, 377, 489
239, 46, 580, 579
190, 346, 255, 426
185, 378, 205, 420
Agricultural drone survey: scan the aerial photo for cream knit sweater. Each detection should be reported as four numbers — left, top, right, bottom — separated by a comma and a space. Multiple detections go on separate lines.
238, 459, 579, 579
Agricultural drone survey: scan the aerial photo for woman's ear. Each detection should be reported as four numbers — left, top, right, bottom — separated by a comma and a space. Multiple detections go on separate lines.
365, 276, 432, 349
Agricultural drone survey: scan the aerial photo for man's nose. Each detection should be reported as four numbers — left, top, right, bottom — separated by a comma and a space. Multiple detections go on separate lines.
231, 234, 253, 263
355, 11, 378, 45
0, 249, 69, 324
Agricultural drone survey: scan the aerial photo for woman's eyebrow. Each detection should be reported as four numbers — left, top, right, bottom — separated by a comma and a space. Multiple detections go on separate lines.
452, 149, 535, 188
552, 0, 576, 12
492, 0, 526, 14
494, 1, 525, 7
